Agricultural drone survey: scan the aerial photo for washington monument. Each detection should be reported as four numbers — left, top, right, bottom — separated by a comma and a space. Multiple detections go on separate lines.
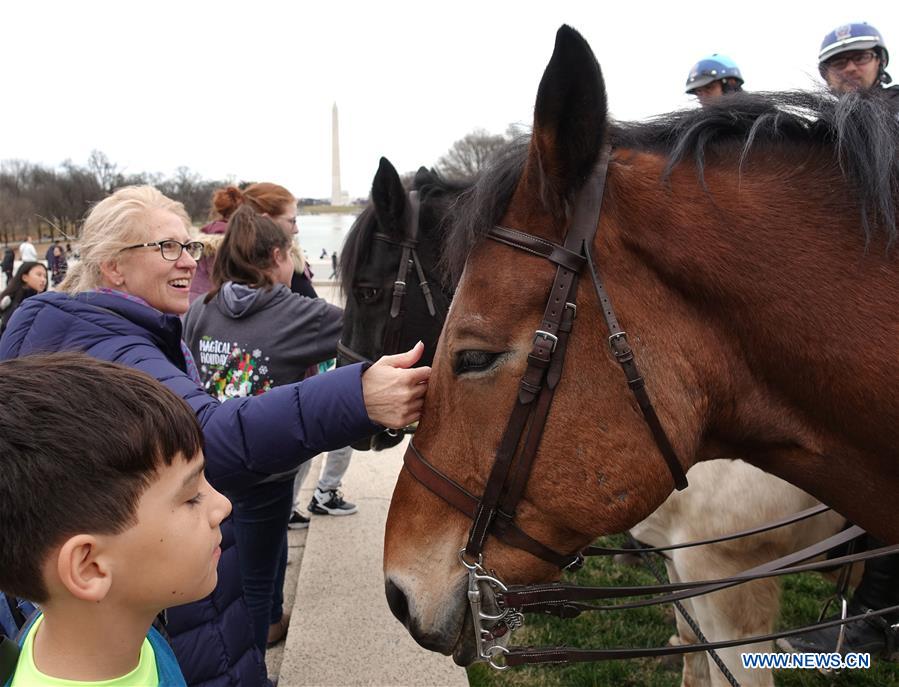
331, 102, 345, 206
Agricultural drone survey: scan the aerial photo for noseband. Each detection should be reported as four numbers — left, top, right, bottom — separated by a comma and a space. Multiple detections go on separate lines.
404, 146, 688, 570
337, 190, 443, 366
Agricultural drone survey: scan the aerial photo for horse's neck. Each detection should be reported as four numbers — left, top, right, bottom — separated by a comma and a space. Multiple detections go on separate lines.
607, 154, 899, 540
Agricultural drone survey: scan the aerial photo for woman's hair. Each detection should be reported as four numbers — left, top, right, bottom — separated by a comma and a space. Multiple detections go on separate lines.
1, 261, 46, 300
209, 182, 305, 271
289, 243, 306, 275
59, 186, 191, 294
206, 205, 292, 303
211, 182, 296, 220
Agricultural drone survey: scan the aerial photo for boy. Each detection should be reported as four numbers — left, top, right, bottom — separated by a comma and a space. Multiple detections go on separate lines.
0, 353, 232, 686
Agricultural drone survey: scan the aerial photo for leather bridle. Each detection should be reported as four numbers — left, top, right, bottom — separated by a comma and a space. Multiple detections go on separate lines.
398, 145, 899, 672
337, 190, 444, 367
404, 145, 688, 570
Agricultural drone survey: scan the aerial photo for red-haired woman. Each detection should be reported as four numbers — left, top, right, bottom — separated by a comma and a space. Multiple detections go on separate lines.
190, 183, 316, 304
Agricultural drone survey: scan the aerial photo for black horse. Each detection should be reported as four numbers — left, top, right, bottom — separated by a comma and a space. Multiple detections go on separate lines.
338, 157, 467, 449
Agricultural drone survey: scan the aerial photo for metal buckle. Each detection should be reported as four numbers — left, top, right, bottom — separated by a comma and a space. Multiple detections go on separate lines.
608, 331, 628, 346
564, 302, 577, 320
534, 330, 558, 352
608, 331, 630, 357
564, 553, 585, 571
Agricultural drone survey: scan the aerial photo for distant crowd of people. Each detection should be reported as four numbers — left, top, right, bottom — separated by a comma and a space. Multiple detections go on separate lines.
0, 18, 896, 687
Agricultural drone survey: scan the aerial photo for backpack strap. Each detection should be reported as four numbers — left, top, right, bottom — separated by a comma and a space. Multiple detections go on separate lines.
0, 599, 38, 687
0, 635, 18, 687
0, 593, 28, 687
0, 595, 23, 640
147, 626, 187, 687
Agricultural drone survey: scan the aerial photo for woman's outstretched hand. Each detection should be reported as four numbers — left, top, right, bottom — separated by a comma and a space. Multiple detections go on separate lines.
362, 341, 430, 428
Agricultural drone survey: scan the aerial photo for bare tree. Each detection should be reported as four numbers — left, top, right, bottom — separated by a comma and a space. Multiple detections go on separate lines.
0, 190, 35, 245
58, 160, 105, 236
87, 150, 121, 194
435, 128, 509, 180
158, 167, 225, 222
0, 154, 231, 240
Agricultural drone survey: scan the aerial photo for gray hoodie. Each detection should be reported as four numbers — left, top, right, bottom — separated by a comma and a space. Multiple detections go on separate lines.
182, 281, 343, 401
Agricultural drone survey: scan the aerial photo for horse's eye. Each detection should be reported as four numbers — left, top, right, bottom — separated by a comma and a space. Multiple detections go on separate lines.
454, 350, 501, 376
355, 287, 381, 304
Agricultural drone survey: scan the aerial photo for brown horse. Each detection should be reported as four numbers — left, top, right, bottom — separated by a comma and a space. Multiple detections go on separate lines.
383, 25, 899, 664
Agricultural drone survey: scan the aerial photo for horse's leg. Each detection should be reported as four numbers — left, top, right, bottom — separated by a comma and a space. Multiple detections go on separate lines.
675, 548, 778, 687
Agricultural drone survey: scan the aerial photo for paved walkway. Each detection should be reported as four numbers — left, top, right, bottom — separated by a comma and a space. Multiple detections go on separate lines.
266, 281, 468, 687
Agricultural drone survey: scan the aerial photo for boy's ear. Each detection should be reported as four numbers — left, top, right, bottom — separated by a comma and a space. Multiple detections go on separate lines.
99, 259, 125, 288
55, 535, 113, 603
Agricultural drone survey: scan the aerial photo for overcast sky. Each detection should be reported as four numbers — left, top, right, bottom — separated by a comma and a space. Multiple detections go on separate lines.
1, 1, 896, 199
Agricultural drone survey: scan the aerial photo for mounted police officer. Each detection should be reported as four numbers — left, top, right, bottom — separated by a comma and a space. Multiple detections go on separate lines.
778, 21, 899, 662
685, 54, 744, 106
818, 21, 899, 101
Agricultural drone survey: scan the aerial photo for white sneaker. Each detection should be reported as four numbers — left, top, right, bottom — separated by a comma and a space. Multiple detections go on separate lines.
308, 488, 358, 516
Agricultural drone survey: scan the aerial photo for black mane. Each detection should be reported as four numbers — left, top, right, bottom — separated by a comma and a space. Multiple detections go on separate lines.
446, 89, 899, 282
339, 170, 471, 295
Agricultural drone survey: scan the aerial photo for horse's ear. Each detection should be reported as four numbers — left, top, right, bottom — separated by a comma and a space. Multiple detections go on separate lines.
531, 25, 607, 207
371, 156, 406, 237
413, 166, 433, 189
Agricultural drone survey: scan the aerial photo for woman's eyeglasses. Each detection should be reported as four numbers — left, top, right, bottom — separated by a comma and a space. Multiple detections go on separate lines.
826, 50, 877, 72
121, 240, 204, 261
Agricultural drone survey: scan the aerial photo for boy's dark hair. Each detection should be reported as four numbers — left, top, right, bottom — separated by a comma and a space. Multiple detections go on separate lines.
0, 353, 204, 602
205, 204, 292, 303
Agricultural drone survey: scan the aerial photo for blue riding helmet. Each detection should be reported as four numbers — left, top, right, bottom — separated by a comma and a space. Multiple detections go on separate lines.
685, 54, 744, 94
819, 22, 889, 67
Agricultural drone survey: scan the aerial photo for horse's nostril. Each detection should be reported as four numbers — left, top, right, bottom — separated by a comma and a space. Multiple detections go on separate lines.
385, 578, 410, 627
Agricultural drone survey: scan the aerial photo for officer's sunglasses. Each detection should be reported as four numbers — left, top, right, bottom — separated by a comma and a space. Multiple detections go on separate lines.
826, 50, 877, 72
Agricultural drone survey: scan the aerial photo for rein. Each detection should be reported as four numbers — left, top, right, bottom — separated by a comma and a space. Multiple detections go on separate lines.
400, 145, 899, 671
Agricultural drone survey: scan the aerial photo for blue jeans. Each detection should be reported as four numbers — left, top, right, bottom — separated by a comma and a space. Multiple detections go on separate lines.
229, 477, 294, 654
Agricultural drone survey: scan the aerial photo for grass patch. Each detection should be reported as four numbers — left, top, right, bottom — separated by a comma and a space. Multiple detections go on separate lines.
468, 535, 898, 686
